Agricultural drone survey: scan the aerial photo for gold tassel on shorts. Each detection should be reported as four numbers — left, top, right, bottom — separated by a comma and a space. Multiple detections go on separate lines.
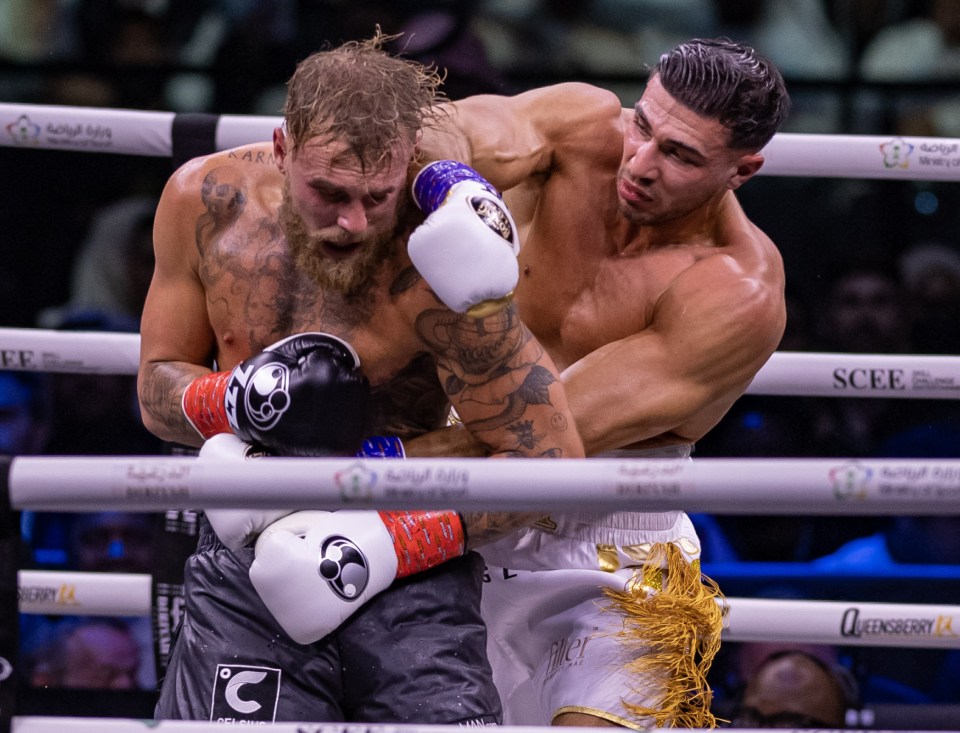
602, 542, 725, 729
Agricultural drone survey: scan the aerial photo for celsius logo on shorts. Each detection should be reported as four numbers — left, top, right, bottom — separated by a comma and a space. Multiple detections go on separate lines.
318, 535, 369, 600
210, 664, 281, 723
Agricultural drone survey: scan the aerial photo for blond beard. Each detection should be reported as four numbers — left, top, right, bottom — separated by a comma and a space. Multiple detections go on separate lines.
280, 183, 405, 297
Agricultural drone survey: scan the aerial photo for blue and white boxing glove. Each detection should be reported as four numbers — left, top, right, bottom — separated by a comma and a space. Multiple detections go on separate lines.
408, 160, 520, 318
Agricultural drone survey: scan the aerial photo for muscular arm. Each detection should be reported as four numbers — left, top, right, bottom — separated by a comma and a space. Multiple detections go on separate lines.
408, 249, 785, 547
137, 161, 219, 446
421, 83, 622, 196
415, 303, 583, 549
417, 304, 582, 460
563, 252, 786, 454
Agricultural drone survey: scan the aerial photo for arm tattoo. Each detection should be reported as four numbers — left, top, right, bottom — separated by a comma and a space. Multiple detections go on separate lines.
139, 362, 201, 437
415, 304, 565, 453
461, 364, 557, 433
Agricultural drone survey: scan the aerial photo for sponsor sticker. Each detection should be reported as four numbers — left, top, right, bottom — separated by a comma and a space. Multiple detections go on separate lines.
211, 664, 281, 723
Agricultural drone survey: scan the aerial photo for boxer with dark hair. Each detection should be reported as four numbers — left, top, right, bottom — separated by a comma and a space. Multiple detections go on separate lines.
409, 37, 790, 728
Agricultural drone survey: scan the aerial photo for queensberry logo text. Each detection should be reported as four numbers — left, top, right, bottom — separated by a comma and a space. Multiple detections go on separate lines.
840, 607, 957, 638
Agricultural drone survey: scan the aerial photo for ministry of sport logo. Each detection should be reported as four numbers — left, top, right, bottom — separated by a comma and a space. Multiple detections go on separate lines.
879, 137, 913, 169
334, 462, 377, 501
5, 115, 41, 145
829, 462, 871, 501
211, 664, 281, 723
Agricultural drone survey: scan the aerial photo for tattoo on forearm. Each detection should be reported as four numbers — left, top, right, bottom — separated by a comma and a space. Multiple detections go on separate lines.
414, 304, 568, 453
462, 365, 557, 433
140, 363, 197, 436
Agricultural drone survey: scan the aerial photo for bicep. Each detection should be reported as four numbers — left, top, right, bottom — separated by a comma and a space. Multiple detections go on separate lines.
137, 183, 217, 438
426, 85, 609, 191
140, 184, 215, 371
563, 273, 785, 453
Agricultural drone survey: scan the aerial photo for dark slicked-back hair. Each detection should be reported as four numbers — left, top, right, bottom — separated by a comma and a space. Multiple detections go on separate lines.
283, 30, 447, 168
652, 38, 789, 151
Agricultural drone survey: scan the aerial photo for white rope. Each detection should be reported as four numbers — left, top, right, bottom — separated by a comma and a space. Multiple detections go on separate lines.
722, 597, 960, 649
17, 570, 151, 617
0, 328, 139, 375
18, 569, 960, 650
2, 102, 960, 181
3, 327, 959, 398
6, 455, 960, 513
748, 351, 960, 399
760, 132, 960, 181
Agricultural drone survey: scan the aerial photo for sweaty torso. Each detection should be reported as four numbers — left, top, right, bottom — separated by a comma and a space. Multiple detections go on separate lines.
190, 143, 449, 438
509, 113, 782, 447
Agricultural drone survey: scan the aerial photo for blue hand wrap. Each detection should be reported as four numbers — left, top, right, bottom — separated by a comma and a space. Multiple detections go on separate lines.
356, 436, 406, 459
412, 160, 500, 214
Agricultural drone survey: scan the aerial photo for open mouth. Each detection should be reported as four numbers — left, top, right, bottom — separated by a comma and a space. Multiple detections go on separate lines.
319, 240, 363, 259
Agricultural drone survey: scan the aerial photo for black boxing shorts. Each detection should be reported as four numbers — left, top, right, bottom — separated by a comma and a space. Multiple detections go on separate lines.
155, 518, 501, 724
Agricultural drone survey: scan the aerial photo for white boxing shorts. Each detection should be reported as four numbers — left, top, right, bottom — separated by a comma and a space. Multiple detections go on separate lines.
479, 445, 722, 729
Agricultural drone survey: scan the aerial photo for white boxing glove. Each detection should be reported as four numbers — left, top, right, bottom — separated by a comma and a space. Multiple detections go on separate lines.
199, 433, 294, 552
249, 510, 399, 644
409, 160, 520, 318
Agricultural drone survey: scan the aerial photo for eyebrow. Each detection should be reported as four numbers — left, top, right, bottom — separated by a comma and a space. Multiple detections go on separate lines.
633, 106, 707, 161
308, 178, 397, 199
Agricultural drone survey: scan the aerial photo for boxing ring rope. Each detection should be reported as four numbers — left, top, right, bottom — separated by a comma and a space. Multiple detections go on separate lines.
4, 454, 960, 514
17, 568, 960, 650
3, 101, 960, 181
3, 326, 960, 399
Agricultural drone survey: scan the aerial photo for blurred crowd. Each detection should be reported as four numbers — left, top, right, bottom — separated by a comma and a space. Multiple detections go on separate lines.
2, 0, 960, 727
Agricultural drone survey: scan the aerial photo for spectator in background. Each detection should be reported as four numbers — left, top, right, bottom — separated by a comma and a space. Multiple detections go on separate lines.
40, 309, 165, 457
898, 240, 960, 355
814, 258, 912, 356
69, 512, 155, 575
811, 515, 960, 704
727, 649, 856, 728
0, 371, 51, 456
38, 196, 157, 329
859, 0, 960, 136
21, 510, 159, 693
808, 259, 918, 457
23, 617, 144, 690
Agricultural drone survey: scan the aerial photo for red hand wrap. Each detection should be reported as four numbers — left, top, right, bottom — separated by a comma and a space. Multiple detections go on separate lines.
182, 371, 233, 439
377, 510, 466, 578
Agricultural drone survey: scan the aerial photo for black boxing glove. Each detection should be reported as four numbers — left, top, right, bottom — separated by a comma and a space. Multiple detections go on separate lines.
183, 332, 370, 456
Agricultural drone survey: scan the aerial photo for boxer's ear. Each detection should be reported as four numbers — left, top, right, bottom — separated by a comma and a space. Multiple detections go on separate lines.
728, 153, 763, 191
